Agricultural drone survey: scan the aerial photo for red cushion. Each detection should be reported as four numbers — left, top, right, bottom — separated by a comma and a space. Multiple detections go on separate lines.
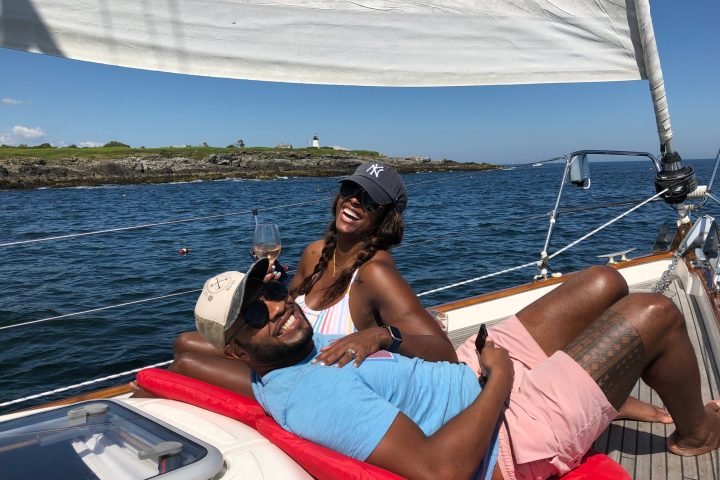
136, 368, 402, 480
255, 416, 403, 480
136, 368, 628, 480
136, 368, 265, 426
558, 451, 630, 479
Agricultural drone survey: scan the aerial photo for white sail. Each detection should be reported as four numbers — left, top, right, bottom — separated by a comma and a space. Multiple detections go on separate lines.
3, 0, 648, 87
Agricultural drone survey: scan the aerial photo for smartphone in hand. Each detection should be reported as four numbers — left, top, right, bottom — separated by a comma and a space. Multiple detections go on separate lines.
475, 323, 488, 353
475, 323, 489, 385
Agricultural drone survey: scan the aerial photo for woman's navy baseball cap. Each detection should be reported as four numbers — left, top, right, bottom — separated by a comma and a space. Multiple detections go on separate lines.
339, 163, 408, 213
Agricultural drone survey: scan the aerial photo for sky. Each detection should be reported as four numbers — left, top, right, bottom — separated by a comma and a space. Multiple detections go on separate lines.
0, 2, 718, 164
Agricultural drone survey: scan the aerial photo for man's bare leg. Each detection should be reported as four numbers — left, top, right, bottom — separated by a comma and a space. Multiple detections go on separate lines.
516, 265, 671, 423
562, 293, 720, 456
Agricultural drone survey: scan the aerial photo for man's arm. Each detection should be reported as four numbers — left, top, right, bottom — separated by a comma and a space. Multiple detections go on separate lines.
366, 342, 512, 480
170, 352, 255, 399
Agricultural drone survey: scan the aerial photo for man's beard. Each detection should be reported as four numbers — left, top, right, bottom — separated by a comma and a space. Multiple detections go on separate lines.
242, 323, 313, 363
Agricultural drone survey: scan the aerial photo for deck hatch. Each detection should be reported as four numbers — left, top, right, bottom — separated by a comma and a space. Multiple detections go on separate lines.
0, 399, 223, 479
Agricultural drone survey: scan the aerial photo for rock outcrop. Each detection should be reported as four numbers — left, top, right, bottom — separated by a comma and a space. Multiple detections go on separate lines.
0, 151, 497, 189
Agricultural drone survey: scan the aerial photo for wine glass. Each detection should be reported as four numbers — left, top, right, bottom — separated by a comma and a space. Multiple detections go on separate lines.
253, 223, 282, 263
427, 309, 449, 334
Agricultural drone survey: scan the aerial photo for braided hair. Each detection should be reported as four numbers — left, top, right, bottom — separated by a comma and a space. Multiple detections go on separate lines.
293, 194, 404, 304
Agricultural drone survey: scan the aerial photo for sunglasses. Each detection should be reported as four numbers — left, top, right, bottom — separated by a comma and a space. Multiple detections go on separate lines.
339, 181, 383, 213
242, 280, 290, 329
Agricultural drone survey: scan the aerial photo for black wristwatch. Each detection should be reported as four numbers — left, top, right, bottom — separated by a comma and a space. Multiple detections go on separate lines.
385, 325, 403, 352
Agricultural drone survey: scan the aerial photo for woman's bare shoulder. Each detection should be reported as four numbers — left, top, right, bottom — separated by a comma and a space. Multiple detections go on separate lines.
357, 251, 399, 282
301, 239, 325, 261
292, 239, 325, 284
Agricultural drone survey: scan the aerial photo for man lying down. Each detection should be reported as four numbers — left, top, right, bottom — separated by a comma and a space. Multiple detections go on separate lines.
193, 259, 720, 480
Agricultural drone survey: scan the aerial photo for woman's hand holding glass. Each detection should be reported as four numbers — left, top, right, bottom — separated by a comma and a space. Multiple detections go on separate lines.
253, 223, 282, 282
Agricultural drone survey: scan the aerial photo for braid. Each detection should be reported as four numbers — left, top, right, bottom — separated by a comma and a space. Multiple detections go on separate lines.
293, 222, 337, 297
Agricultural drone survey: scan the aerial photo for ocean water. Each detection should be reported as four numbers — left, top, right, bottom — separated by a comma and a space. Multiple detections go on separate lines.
1, 159, 717, 412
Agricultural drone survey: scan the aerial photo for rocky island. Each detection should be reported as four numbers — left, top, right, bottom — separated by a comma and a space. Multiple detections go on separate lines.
0, 146, 498, 189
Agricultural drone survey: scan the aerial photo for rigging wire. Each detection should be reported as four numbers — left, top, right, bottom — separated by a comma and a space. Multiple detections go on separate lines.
704, 192, 720, 207
0, 171, 485, 249
0, 199, 328, 248
547, 190, 666, 261
405, 198, 659, 247
0, 360, 173, 408
0, 191, 663, 332
0, 289, 201, 332
0, 189, 668, 407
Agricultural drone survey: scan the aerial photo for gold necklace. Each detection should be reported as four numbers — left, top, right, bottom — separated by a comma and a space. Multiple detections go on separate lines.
332, 250, 357, 277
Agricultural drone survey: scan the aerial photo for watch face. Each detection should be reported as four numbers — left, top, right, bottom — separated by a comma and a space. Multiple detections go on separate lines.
387, 326, 402, 352
389, 326, 402, 340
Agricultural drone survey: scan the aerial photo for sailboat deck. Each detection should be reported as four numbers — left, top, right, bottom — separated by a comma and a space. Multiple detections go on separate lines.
592, 278, 720, 479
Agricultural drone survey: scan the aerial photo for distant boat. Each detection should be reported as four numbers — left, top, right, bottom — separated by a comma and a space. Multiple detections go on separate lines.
532, 162, 543, 167
501, 166, 517, 171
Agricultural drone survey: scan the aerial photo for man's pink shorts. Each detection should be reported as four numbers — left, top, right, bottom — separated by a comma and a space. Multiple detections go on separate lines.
456, 315, 618, 480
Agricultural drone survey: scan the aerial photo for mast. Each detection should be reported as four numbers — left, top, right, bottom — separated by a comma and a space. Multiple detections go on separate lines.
634, 0, 696, 203
634, 0, 672, 154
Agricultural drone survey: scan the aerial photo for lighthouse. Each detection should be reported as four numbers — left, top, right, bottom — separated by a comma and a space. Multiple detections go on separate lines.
312, 133, 319, 148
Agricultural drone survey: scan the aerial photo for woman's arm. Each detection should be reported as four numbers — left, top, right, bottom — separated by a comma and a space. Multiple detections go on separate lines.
358, 257, 457, 361
313, 253, 457, 366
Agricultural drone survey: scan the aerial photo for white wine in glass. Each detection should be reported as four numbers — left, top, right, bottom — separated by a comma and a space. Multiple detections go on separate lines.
254, 223, 282, 263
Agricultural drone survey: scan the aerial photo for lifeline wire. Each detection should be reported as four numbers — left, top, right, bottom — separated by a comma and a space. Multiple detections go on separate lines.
407, 198, 658, 248
416, 189, 666, 296
0, 190, 662, 332
416, 260, 539, 297
0, 173, 491, 331
547, 189, 666, 260
0, 190, 668, 406
0, 170, 489, 249
0, 290, 201, 331
0, 360, 173, 408
0, 199, 328, 248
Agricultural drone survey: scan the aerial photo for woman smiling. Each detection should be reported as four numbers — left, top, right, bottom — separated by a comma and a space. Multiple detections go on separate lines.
291, 162, 457, 366
169, 163, 456, 393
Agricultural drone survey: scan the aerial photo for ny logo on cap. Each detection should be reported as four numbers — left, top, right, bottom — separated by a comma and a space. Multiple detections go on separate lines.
366, 164, 384, 177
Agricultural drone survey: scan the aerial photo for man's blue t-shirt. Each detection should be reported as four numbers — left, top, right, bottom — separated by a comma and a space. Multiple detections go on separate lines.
251, 333, 500, 479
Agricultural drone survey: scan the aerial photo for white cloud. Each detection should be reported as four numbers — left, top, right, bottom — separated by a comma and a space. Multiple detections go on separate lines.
79, 141, 103, 148
2, 98, 25, 106
0, 125, 48, 145
13, 125, 46, 139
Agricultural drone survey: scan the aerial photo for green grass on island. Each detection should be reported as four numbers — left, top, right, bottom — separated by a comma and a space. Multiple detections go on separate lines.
0, 144, 383, 163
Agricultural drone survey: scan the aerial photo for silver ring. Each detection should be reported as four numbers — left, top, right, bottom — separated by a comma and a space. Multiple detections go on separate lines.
346, 348, 357, 357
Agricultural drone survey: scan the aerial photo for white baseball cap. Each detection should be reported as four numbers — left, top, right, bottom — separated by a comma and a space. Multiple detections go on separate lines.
194, 258, 269, 349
